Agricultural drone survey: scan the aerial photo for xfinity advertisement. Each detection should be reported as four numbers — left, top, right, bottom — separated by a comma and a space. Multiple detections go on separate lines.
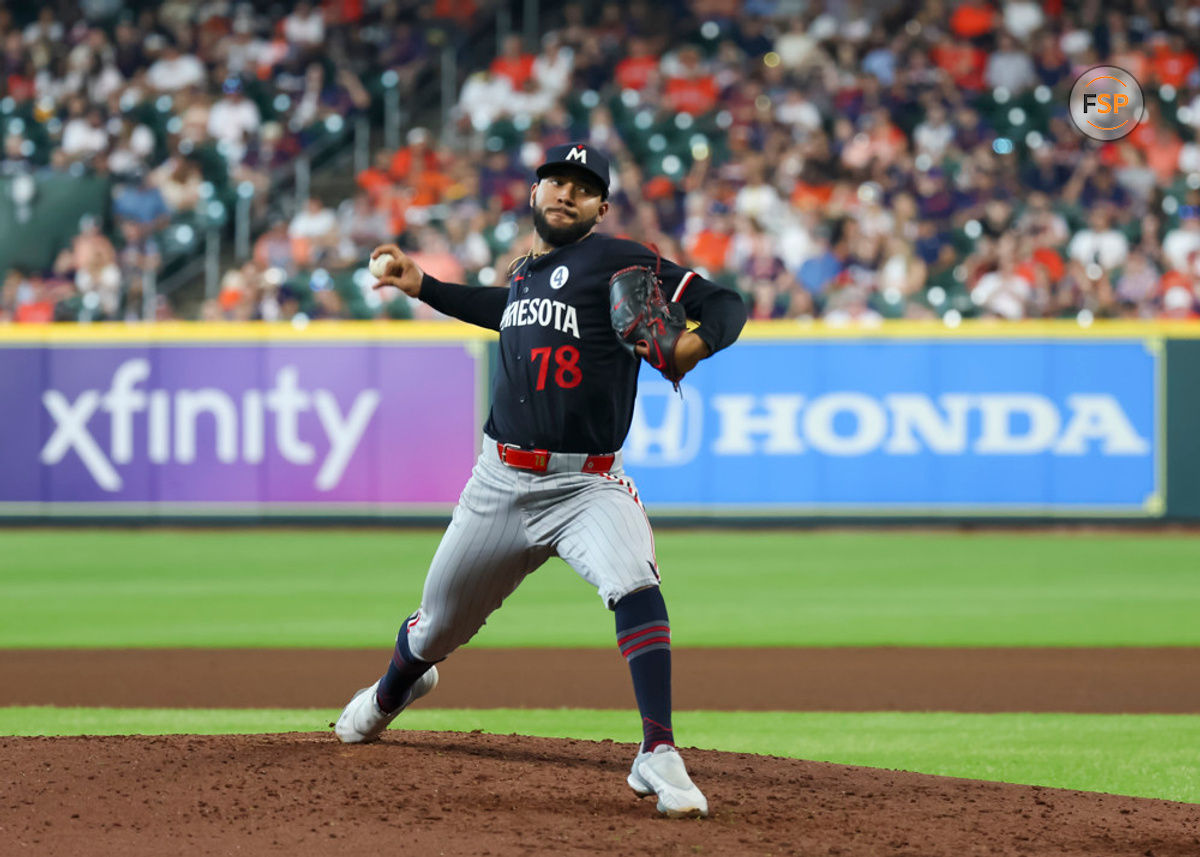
0, 342, 482, 510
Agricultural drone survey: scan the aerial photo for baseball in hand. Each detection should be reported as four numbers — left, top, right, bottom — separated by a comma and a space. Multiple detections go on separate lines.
369, 253, 396, 279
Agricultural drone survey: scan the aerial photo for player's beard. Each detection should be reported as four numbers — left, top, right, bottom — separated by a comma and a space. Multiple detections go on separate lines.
532, 203, 598, 247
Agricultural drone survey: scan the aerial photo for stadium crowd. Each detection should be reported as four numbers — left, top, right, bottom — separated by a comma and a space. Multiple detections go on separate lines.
4, 0, 1200, 324
0, 0, 433, 322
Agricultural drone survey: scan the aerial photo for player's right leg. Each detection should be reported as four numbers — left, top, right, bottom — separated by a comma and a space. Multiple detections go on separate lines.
335, 445, 546, 743
544, 471, 707, 817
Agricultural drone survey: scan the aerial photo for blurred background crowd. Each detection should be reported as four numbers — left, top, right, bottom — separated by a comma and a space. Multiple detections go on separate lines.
3, 0, 1200, 325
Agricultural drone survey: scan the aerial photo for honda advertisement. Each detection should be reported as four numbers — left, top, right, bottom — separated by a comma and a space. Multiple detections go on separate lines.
623, 339, 1160, 515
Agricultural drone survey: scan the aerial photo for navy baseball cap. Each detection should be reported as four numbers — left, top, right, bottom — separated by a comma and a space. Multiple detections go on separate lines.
536, 143, 610, 198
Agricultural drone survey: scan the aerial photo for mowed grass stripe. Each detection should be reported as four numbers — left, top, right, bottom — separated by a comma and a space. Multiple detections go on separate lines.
1, 707, 1197, 805
2, 523, 1200, 643
2, 529, 1198, 648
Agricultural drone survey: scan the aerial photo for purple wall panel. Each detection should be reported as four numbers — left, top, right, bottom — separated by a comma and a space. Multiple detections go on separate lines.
0, 341, 482, 511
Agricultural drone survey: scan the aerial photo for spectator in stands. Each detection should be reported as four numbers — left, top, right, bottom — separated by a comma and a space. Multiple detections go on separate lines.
389, 127, 439, 182
61, 100, 109, 162
1, 131, 33, 175
1021, 143, 1071, 195
1015, 192, 1069, 245
113, 172, 170, 245
972, 249, 1033, 320
407, 227, 465, 317
283, 2, 325, 52
208, 77, 261, 157
149, 149, 203, 213
291, 62, 370, 131
337, 192, 392, 260
445, 213, 492, 274
455, 70, 509, 131
879, 236, 927, 301
23, 9, 63, 45
219, 15, 260, 76
357, 147, 397, 204
288, 197, 340, 266
931, 34, 986, 92
663, 45, 719, 116
53, 215, 123, 317
773, 15, 824, 72
985, 33, 1037, 93
402, 147, 454, 212
146, 40, 206, 92
1149, 33, 1197, 89
1159, 279, 1199, 319
1068, 208, 1130, 273
254, 218, 302, 274
1162, 208, 1200, 275
77, 38, 126, 104
112, 18, 147, 77
1115, 250, 1162, 311
532, 31, 573, 97
490, 33, 534, 91
379, 19, 428, 92
823, 284, 883, 325
241, 120, 294, 175
796, 227, 842, 298
912, 102, 954, 161
1003, 0, 1044, 41
734, 157, 784, 225
3, 269, 58, 324
614, 37, 657, 91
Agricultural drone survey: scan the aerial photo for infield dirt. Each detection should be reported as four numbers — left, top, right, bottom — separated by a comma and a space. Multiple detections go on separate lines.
4, 731, 1200, 857
5, 646, 1200, 712
3, 647, 1199, 856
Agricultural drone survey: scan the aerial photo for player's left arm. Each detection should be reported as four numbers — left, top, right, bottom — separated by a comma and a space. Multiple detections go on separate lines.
640, 254, 747, 374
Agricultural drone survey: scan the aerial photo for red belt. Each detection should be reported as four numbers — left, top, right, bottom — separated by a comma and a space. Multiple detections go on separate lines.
496, 443, 615, 474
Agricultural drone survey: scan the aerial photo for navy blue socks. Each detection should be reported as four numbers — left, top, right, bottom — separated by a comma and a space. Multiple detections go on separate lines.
375, 614, 434, 713
614, 586, 675, 751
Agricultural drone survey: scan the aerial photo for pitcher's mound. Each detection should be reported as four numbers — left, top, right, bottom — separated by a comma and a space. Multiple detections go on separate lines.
3, 731, 1198, 856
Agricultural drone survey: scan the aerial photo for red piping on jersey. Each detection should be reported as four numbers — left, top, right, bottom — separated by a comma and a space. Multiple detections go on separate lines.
672, 271, 696, 303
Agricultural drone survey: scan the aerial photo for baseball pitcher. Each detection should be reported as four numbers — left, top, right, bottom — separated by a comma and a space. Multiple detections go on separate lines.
335, 143, 747, 818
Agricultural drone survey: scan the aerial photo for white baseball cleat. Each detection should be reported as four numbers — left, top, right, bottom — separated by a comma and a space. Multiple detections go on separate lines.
334, 668, 439, 744
627, 744, 709, 818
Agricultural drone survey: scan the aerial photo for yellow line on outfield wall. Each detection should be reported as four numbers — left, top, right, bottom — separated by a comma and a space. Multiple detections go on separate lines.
0, 319, 1198, 343
735, 319, 1200, 339
0, 321, 495, 343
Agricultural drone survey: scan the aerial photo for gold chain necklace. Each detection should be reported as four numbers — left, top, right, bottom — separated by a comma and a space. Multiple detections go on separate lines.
507, 247, 551, 279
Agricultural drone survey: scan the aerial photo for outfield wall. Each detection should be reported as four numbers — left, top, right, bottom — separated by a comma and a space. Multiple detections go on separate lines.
1, 321, 1196, 522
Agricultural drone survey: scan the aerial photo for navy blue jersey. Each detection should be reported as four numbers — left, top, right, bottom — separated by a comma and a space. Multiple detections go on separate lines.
420, 233, 746, 453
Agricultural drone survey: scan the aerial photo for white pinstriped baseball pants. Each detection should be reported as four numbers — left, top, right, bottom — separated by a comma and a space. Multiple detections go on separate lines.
404, 434, 660, 663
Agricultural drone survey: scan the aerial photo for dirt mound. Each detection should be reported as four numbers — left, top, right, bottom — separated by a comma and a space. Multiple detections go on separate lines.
3, 732, 1198, 856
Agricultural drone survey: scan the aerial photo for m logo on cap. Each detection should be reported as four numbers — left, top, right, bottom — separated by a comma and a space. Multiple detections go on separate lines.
566, 147, 587, 164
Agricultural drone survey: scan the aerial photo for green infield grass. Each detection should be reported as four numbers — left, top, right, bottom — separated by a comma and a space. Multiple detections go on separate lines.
2, 707, 1196, 804
1, 529, 1198, 648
